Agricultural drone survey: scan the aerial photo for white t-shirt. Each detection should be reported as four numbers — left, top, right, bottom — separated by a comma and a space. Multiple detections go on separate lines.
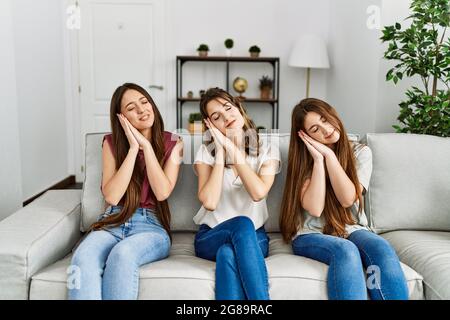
193, 138, 281, 229
296, 143, 373, 238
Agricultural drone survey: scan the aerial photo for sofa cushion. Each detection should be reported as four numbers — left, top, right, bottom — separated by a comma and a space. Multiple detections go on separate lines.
366, 133, 450, 233
381, 230, 450, 300
30, 232, 423, 300
81, 133, 108, 232
0, 190, 82, 299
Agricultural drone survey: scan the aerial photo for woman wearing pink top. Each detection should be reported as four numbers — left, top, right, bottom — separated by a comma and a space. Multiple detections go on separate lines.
68, 83, 183, 300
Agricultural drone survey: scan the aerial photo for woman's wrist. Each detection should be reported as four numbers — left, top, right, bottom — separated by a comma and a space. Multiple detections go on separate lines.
313, 156, 324, 164
215, 147, 225, 164
324, 150, 337, 161
128, 146, 139, 156
141, 140, 153, 153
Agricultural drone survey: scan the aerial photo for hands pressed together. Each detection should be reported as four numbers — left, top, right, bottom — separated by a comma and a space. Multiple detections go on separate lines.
203, 118, 238, 162
298, 130, 334, 162
117, 113, 151, 152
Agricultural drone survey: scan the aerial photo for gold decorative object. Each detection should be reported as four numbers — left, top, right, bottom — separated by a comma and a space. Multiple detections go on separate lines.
232, 77, 248, 98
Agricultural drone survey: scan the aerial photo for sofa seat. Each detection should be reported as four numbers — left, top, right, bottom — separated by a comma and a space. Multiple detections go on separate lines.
29, 232, 424, 300
381, 230, 450, 300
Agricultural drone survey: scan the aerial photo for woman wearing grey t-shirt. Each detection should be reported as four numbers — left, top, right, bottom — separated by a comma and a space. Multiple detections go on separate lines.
279, 98, 408, 300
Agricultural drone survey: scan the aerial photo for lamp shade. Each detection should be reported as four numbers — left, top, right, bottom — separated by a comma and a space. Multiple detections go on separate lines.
288, 35, 330, 69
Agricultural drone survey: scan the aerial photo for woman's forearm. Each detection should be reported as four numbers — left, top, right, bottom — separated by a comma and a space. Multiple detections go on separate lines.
142, 144, 174, 201
325, 153, 357, 208
198, 151, 225, 210
103, 148, 138, 205
232, 147, 270, 202
302, 160, 326, 217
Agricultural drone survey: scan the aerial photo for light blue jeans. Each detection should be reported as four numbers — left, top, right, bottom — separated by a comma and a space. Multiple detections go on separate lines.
68, 206, 170, 300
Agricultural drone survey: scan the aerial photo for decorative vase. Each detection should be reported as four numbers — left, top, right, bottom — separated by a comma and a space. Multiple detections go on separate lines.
250, 52, 259, 58
260, 87, 272, 99
198, 51, 208, 57
188, 122, 203, 134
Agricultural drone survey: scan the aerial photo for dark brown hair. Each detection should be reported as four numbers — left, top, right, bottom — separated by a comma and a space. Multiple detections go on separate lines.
90, 83, 172, 240
279, 98, 363, 242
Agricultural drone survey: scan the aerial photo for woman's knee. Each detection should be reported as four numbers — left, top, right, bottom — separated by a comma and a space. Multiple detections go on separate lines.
106, 242, 137, 266
332, 240, 361, 265
72, 236, 106, 267
216, 244, 235, 261
365, 235, 397, 258
229, 216, 255, 233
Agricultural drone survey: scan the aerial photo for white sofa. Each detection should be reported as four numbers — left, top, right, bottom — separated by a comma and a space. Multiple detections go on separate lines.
1, 132, 449, 300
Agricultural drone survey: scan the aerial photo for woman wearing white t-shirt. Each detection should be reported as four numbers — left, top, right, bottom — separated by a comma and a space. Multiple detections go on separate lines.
193, 87, 281, 300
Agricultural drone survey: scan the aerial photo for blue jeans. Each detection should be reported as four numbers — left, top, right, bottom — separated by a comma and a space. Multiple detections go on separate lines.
292, 229, 408, 300
194, 216, 270, 300
68, 206, 170, 300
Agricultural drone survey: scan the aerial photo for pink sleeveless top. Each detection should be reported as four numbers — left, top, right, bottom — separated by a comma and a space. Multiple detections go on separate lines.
102, 131, 179, 209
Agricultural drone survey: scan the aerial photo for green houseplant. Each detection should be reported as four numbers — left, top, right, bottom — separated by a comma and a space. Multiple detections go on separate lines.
249, 45, 261, 58
381, 0, 450, 137
259, 75, 273, 99
188, 112, 203, 134
225, 38, 234, 57
197, 44, 209, 57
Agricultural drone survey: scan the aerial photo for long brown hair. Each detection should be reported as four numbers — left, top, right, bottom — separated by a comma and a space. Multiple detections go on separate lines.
199, 87, 260, 159
90, 83, 172, 240
279, 98, 363, 242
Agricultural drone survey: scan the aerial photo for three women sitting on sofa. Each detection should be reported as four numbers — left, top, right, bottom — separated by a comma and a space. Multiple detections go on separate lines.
68, 84, 407, 300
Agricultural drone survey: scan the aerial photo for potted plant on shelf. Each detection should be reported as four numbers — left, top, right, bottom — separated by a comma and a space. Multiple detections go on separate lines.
256, 125, 266, 133
197, 44, 209, 57
259, 75, 273, 99
249, 45, 261, 58
381, 0, 450, 137
224, 38, 234, 57
188, 112, 203, 134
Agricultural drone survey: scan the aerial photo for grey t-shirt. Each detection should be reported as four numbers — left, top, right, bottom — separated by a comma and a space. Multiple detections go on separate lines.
295, 143, 373, 238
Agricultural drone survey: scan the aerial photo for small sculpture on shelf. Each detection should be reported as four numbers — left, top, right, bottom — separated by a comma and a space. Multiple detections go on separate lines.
259, 75, 273, 99
187, 91, 194, 99
249, 45, 261, 58
224, 38, 234, 57
233, 77, 248, 98
197, 44, 209, 57
188, 112, 203, 134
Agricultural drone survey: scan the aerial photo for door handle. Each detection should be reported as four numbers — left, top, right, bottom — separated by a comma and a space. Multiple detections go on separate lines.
148, 85, 164, 90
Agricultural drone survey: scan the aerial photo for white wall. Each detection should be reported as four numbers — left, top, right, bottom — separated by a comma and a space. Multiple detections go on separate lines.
11, 0, 71, 200
326, 0, 381, 137
165, 0, 331, 133
375, 0, 422, 133
0, 0, 24, 220
324, 0, 425, 136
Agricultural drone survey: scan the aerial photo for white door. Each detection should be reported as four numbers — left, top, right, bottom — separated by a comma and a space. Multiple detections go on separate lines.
78, 0, 166, 175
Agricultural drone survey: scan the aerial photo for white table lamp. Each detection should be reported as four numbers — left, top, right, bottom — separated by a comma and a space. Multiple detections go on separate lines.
288, 35, 330, 98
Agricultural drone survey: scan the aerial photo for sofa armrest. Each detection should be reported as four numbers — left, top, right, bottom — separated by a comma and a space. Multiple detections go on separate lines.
0, 190, 82, 299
